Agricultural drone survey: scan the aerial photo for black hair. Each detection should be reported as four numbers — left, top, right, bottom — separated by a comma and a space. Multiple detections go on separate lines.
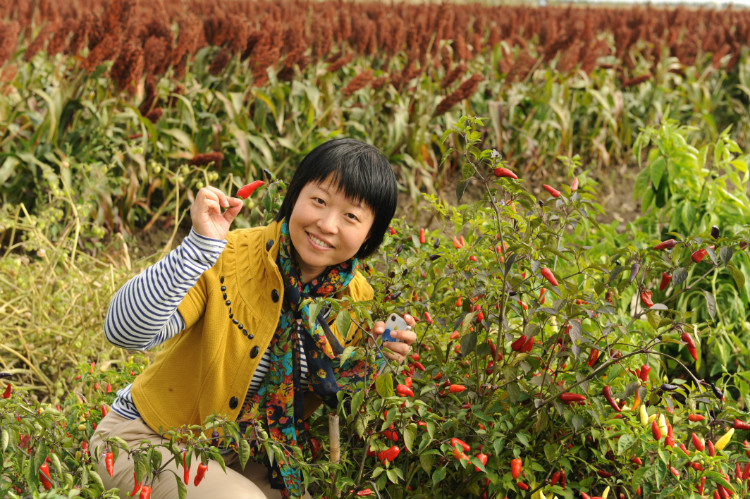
275, 138, 398, 259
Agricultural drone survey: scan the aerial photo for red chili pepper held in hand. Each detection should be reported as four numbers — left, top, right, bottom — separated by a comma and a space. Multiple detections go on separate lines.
541, 267, 559, 286
659, 272, 672, 291
653, 239, 677, 250
105, 451, 114, 477
194, 462, 208, 486
139, 485, 152, 499
2, 383, 10, 398
39, 463, 53, 490
237, 180, 264, 199
542, 184, 561, 198
494, 167, 518, 179
510, 458, 522, 479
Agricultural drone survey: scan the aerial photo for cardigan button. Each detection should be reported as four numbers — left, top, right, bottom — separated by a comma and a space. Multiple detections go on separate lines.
229, 396, 238, 409
271, 289, 279, 302
266, 239, 274, 251
250, 346, 259, 358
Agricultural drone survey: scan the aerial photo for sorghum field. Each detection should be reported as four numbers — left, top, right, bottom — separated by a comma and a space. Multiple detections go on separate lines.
3, 0, 750, 497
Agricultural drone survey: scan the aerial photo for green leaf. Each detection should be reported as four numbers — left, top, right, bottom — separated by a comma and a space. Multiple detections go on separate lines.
672, 268, 688, 287
420, 453, 435, 473
176, 477, 187, 499
336, 310, 352, 340
238, 438, 251, 468
376, 372, 394, 398
728, 262, 746, 291
650, 157, 666, 189
617, 434, 636, 455
720, 246, 733, 266
456, 179, 470, 203
460, 329, 478, 357
404, 423, 417, 452
431, 466, 446, 486
704, 291, 717, 321
339, 346, 356, 367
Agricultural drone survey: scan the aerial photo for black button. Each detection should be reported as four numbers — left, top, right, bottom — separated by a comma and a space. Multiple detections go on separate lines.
271, 289, 279, 302
220, 276, 225, 283
221, 286, 226, 291
266, 239, 274, 251
247, 333, 254, 339
229, 396, 238, 409
225, 300, 231, 306
223, 293, 227, 300
250, 346, 259, 358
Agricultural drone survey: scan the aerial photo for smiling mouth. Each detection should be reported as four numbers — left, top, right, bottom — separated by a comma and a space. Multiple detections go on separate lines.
307, 232, 333, 249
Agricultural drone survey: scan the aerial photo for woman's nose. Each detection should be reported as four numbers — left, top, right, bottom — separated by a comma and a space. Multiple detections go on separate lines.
316, 211, 338, 233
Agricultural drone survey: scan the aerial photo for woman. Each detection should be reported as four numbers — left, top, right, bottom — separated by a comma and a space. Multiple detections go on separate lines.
91, 138, 416, 498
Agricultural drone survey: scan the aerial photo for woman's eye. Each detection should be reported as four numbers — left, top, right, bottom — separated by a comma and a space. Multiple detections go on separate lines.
313, 197, 325, 205
345, 213, 360, 221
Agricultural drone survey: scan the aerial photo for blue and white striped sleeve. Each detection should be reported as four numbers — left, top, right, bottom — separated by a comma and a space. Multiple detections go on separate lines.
104, 228, 227, 351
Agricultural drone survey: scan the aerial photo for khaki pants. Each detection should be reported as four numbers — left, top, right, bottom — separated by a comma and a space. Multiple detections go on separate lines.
90, 411, 283, 499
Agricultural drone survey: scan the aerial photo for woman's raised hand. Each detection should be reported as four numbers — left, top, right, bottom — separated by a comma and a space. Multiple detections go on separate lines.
190, 186, 243, 240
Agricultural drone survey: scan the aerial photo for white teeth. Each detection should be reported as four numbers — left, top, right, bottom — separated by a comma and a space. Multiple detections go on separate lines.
309, 234, 331, 248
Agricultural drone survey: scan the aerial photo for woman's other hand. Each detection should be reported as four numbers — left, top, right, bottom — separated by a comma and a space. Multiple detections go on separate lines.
190, 186, 243, 240
371, 314, 417, 362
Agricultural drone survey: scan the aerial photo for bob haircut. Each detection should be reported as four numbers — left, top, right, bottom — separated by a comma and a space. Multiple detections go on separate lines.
275, 138, 398, 259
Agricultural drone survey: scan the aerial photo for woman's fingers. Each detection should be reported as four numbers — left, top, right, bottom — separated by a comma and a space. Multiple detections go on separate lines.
191, 187, 242, 239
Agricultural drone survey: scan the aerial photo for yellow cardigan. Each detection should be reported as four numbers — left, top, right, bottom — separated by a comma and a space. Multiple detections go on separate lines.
131, 221, 374, 433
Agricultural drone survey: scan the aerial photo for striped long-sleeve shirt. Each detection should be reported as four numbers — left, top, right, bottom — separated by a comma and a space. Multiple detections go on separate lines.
106, 228, 310, 420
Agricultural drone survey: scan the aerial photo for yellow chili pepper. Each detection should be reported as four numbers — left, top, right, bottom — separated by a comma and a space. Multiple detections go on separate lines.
640, 404, 649, 426
715, 428, 735, 451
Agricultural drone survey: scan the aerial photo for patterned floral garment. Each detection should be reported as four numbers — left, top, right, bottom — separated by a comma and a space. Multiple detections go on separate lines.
237, 220, 379, 498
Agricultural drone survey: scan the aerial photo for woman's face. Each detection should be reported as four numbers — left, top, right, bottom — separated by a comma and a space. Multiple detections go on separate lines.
288, 177, 375, 282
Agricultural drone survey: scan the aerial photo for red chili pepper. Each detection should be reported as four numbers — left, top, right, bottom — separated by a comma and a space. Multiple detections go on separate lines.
587, 349, 600, 367
450, 438, 471, 452
539, 287, 546, 304
560, 392, 586, 404
453, 236, 463, 249
39, 462, 53, 490
139, 485, 152, 499
357, 489, 374, 497
631, 456, 643, 466
424, 311, 433, 325
670, 466, 679, 478
734, 419, 750, 430
521, 336, 535, 353
183, 451, 190, 484
194, 462, 208, 486
2, 383, 11, 399
659, 272, 672, 291
449, 384, 466, 393
542, 184, 561, 198
688, 414, 705, 422
396, 384, 414, 397
236, 180, 264, 199
105, 383, 112, 393
652, 420, 662, 441
653, 239, 678, 250
560, 470, 566, 489
692, 248, 708, 263
494, 167, 518, 179
517, 482, 529, 490
129, 471, 141, 497
510, 458, 522, 479
640, 290, 654, 308
550, 471, 561, 486
510, 335, 527, 352
419, 228, 426, 244
581, 494, 591, 499
474, 453, 488, 472
679, 442, 690, 456
571, 177, 579, 191
105, 451, 114, 477
597, 469, 613, 477
639, 365, 651, 382
707, 439, 715, 456
377, 446, 400, 465
101, 404, 108, 418
541, 267, 559, 286
602, 386, 621, 412
412, 361, 425, 371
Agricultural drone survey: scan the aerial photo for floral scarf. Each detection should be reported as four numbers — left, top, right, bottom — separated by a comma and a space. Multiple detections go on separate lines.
237, 220, 377, 498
